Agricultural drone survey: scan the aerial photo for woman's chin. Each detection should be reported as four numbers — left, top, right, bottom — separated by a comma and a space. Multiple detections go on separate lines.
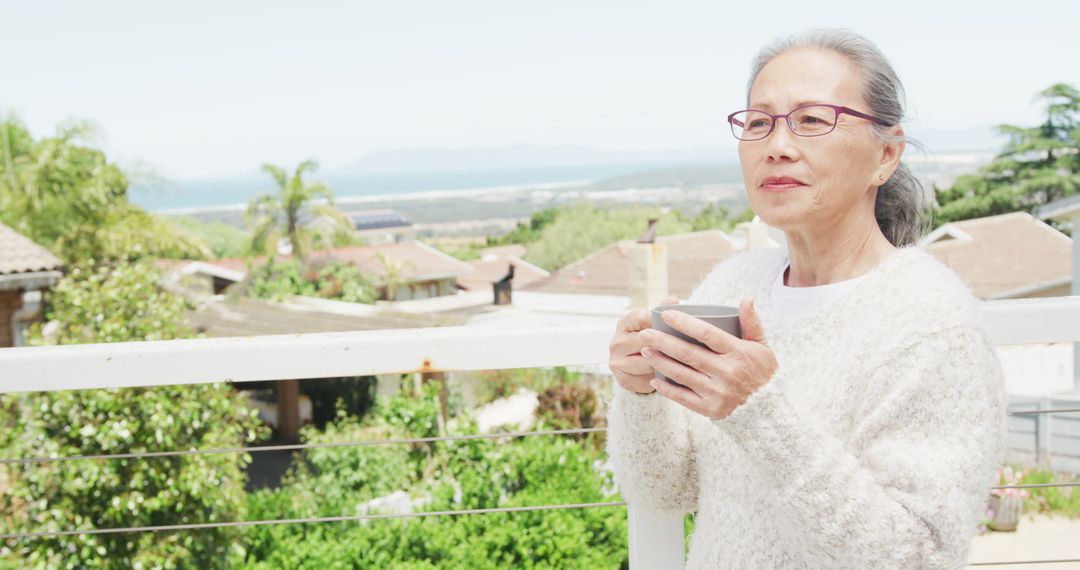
749, 208, 800, 231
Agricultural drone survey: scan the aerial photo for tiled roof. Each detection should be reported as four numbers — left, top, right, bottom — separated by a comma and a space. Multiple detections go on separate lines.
321, 241, 472, 281
458, 254, 550, 292
200, 241, 474, 283
922, 212, 1072, 299
187, 296, 464, 338
0, 222, 63, 275
522, 230, 737, 299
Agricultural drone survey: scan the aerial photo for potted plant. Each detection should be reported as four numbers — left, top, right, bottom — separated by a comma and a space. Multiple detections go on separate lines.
988, 466, 1030, 532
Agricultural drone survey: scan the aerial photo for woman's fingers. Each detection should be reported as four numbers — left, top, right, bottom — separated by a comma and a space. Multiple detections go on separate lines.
658, 310, 740, 354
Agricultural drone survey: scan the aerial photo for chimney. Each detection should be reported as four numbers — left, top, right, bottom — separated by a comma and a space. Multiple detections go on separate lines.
493, 263, 515, 305
628, 218, 668, 309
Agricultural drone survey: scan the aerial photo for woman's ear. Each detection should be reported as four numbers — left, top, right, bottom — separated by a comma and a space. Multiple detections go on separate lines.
878, 125, 905, 182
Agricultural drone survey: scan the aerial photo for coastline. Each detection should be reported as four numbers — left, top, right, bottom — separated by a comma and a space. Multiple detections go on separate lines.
155, 179, 591, 217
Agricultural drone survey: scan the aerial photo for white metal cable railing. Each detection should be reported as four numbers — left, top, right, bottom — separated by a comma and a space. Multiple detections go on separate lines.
0, 408, 1071, 467
2, 297, 1080, 568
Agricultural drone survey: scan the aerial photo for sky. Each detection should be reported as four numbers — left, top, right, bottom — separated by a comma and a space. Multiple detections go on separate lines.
2, 0, 1078, 181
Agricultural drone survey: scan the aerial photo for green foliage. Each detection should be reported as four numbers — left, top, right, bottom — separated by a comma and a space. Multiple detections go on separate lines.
245, 161, 354, 261
302, 376, 378, 427
934, 83, 1080, 228
314, 260, 379, 303
242, 258, 379, 304
685, 203, 732, 232
0, 117, 210, 263
520, 202, 694, 271
245, 257, 317, 300
434, 242, 484, 262
28, 261, 192, 345
0, 260, 266, 569
0, 384, 264, 569
170, 216, 250, 259
1015, 466, 1080, 518
467, 367, 581, 408
484, 202, 748, 272
235, 386, 627, 569
487, 208, 560, 247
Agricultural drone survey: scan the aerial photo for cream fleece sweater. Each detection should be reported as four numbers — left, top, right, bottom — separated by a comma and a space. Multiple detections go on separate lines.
605, 246, 1007, 569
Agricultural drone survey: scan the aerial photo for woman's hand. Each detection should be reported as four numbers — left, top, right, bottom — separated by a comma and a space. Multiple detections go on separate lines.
608, 296, 680, 394
639, 297, 778, 420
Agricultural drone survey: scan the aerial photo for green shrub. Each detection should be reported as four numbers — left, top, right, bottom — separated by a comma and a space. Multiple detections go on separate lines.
1017, 467, 1080, 518
242, 258, 378, 304
0, 260, 266, 569
235, 387, 628, 569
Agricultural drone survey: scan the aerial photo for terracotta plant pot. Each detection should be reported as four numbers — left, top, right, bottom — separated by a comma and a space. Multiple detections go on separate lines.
989, 495, 1023, 532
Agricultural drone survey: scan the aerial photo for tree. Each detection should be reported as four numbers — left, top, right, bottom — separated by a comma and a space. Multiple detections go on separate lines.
376, 252, 415, 301
245, 161, 352, 263
486, 207, 560, 247
171, 216, 250, 259
0, 116, 209, 263
0, 260, 266, 569
522, 201, 694, 271
934, 83, 1079, 228
239, 257, 378, 304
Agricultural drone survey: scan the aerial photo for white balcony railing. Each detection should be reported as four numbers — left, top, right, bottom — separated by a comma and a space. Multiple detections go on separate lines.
2, 296, 1080, 568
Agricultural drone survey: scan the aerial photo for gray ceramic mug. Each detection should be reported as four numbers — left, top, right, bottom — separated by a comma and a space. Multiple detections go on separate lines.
650, 304, 742, 384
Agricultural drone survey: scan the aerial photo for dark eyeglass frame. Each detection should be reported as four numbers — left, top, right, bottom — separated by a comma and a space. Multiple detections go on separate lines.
726, 104, 893, 141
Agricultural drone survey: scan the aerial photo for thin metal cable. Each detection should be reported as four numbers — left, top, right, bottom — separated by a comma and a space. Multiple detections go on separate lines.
5, 406, 1080, 470
992, 482, 1080, 490
1009, 408, 1080, 416
968, 559, 1080, 566
0, 427, 608, 466
0, 501, 627, 541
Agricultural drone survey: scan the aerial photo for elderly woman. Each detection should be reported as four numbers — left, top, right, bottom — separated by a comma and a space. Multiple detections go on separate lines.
605, 29, 1006, 569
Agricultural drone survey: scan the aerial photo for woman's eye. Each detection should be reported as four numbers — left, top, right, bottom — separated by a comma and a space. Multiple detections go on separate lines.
748, 119, 770, 129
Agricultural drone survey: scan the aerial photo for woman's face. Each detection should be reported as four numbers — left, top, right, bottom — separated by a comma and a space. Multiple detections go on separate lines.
738, 47, 899, 235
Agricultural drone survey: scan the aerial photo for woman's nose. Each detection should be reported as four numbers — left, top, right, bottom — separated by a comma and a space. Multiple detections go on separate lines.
764, 120, 800, 162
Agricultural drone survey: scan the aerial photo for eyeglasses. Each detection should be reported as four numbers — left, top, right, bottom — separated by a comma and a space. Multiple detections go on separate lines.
727, 104, 892, 141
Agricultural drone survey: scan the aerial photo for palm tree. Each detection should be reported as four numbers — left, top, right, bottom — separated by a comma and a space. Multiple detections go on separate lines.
376, 252, 415, 301
0, 117, 210, 263
245, 160, 351, 263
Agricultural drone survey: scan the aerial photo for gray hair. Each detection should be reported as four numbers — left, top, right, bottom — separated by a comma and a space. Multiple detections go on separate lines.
745, 28, 930, 247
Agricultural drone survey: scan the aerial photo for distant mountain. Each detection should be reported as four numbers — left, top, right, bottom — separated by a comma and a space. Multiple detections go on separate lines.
332, 144, 735, 174
588, 164, 745, 192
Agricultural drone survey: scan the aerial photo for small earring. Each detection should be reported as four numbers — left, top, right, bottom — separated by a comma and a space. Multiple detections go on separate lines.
879, 174, 885, 181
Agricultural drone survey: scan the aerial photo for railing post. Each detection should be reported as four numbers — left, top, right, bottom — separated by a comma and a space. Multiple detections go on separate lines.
627, 503, 685, 569
277, 379, 301, 443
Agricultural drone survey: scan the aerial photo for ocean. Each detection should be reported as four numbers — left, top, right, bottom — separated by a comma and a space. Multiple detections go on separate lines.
129, 163, 673, 213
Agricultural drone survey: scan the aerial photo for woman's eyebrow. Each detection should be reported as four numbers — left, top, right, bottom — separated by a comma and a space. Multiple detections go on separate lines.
750, 100, 829, 111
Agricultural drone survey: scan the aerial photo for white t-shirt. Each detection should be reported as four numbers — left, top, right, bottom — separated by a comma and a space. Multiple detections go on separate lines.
769, 261, 873, 321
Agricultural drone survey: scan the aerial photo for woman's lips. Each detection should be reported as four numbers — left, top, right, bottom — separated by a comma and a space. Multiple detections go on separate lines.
764, 177, 807, 192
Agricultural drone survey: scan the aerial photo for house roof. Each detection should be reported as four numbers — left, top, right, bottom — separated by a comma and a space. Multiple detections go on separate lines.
187, 296, 465, 338
0, 222, 63, 276
314, 241, 473, 282
457, 254, 550, 292
522, 230, 737, 299
197, 241, 474, 284
921, 212, 1072, 299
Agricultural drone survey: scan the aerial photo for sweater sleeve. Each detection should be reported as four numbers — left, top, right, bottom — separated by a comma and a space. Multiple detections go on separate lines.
715, 325, 1007, 569
604, 382, 700, 514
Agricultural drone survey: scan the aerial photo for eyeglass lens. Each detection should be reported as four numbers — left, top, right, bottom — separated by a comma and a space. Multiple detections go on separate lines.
730, 105, 838, 141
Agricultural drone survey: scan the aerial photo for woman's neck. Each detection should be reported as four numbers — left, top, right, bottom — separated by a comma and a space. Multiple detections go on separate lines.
783, 216, 897, 288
